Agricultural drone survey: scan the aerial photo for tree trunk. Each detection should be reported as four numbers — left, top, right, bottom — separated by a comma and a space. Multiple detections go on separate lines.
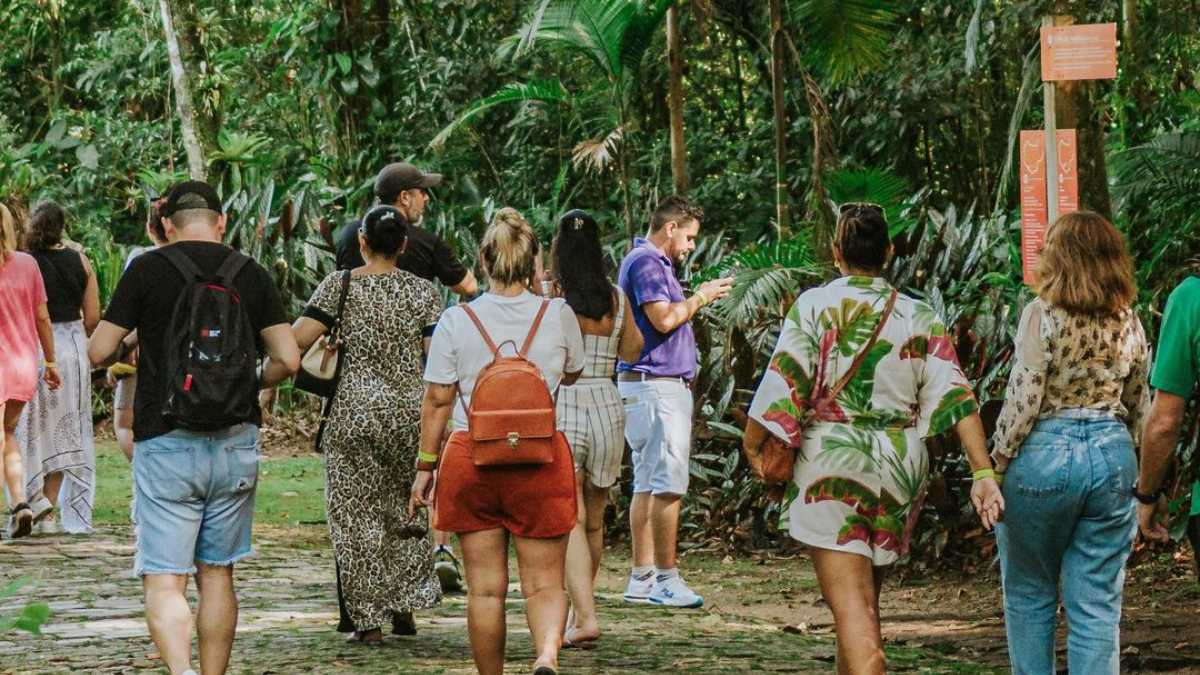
159, 0, 206, 180
617, 97, 636, 242
769, 0, 789, 238
1047, 12, 1113, 218
666, 5, 689, 196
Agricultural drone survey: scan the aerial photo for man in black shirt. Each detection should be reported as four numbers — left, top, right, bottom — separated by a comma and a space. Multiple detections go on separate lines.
335, 162, 478, 296
88, 181, 299, 675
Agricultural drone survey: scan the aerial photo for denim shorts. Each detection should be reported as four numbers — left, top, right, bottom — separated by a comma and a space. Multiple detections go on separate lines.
133, 423, 260, 576
619, 379, 693, 496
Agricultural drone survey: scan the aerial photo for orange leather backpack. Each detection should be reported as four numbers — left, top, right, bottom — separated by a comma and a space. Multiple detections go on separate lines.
459, 300, 557, 467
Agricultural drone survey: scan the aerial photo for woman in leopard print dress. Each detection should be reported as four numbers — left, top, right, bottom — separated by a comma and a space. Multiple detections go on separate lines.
293, 206, 443, 643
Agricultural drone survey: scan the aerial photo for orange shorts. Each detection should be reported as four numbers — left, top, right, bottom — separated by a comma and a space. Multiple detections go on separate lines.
434, 430, 577, 539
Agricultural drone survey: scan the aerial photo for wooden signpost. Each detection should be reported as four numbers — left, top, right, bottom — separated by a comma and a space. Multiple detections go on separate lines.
1021, 19, 1116, 284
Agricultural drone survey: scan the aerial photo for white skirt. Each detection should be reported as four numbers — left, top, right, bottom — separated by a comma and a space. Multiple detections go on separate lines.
14, 320, 95, 533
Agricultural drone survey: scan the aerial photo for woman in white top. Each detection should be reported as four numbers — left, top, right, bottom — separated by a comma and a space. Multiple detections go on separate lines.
412, 208, 584, 675
549, 210, 642, 647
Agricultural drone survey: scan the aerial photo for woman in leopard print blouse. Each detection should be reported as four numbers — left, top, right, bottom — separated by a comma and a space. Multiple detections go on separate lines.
991, 211, 1150, 674
292, 206, 445, 644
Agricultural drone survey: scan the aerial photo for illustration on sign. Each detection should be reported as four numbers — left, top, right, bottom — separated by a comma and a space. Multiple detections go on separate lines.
1020, 130, 1078, 285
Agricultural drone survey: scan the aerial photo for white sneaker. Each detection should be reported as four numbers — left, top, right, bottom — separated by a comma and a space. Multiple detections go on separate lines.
36, 515, 60, 535
649, 575, 704, 609
29, 495, 53, 523
623, 572, 656, 605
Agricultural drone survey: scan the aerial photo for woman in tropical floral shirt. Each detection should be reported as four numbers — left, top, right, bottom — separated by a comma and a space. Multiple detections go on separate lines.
745, 204, 1002, 675
992, 211, 1148, 675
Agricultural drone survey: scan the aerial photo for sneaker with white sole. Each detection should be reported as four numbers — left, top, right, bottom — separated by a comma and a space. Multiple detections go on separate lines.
29, 495, 53, 523
623, 572, 656, 605
649, 575, 704, 608
36, 514, 60, 535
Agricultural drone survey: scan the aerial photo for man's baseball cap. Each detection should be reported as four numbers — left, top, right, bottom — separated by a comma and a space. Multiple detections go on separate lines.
374, 162, 443, 203
161, 180, 223, 217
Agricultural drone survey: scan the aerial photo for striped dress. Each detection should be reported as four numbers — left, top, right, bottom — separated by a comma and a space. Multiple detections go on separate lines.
556, 287, 628, 488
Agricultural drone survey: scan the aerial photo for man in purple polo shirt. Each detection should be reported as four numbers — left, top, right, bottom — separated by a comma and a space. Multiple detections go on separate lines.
617, 195, 732, 609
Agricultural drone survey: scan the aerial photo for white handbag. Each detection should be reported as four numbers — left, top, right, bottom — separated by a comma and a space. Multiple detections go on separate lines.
294, 271, 351, 399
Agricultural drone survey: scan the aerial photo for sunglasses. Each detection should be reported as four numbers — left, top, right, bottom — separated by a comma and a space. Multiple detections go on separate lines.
839, 202, 885, 216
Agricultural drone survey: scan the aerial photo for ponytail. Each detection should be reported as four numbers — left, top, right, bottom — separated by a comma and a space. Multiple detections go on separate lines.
480, 207, 539, 288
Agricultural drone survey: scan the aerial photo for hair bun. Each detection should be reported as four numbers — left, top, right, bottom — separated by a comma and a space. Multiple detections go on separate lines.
361, 205, 409, 258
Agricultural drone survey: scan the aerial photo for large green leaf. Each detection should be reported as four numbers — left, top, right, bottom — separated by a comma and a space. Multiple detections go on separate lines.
500, 0, 671, 82
429, 79, 571, 149
793, 0, 900, 84
825, 167, 908, 212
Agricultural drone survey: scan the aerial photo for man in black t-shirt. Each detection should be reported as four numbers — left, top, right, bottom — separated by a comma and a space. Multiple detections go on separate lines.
88, 181, 300, 675
335, 162, 478, 296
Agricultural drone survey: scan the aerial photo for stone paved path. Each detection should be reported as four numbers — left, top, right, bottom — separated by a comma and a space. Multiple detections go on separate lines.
0, 526, 997, 674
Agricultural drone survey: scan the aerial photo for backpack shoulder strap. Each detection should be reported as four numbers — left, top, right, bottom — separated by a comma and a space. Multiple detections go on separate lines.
154, 244, 204, 282
519, 300, 551, 357
214, 249, 252, 287
460, 303, 500, 357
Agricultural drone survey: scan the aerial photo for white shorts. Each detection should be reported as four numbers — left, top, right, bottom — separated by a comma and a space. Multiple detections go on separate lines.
619, 379, 693, 496
557, 381, 625, 489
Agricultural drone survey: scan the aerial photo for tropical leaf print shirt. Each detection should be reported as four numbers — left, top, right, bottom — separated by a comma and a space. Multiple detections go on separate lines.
749, 276, 979, 445
991, 299, 1151, 459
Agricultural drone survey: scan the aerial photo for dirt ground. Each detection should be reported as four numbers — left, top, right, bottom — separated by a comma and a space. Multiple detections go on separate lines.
2, 521, 1198, 673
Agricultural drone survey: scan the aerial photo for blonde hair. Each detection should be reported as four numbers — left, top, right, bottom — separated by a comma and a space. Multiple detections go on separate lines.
0, 203, 16, 262
480, 207, 539, 287
1035, 210, 1136, 317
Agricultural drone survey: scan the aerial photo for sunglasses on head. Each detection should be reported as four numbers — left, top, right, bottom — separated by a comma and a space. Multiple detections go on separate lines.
839, 202, 885, 216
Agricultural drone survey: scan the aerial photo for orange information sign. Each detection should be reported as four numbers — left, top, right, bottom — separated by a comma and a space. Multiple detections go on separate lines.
1020, 131, 1048, 285
1041, 23, 1117, 81
1020, 129, 1078, 285
1055, 129, 1079, 214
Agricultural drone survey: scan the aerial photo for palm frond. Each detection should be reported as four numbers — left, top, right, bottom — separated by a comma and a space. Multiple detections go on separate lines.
704, 233, 825, 328
825, 167, 909, 208
794, 0, 900, 84
500, 0, 671, 82
993, 43, 1041, 213
571, 125, 624, 174
429, 79, 570, 149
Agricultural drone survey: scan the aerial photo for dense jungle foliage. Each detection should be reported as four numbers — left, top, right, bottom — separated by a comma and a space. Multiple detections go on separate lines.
2, 0, 1199, 567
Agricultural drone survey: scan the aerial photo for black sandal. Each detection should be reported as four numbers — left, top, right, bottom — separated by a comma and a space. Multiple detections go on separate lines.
391, 611, 416, 636
9, 503, 32, 539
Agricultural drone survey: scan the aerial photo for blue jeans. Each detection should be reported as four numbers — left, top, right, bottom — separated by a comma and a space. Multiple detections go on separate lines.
996, 410, 1137, 675
133, 424, 260, 576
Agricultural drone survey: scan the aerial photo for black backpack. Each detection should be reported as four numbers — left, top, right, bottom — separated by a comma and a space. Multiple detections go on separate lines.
155, 245, 260, 431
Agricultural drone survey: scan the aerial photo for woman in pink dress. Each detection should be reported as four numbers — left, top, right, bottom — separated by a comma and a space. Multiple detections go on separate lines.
0, 203, 60, 538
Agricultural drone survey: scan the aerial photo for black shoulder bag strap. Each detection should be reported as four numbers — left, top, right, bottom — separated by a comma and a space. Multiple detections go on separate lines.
315, 270, 353, 453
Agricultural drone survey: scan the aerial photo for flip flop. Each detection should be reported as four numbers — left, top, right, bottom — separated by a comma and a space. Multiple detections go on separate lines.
533, 667, 557, 675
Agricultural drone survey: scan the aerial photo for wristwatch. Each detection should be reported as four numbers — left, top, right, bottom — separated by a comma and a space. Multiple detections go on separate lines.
1131, 482, 1162, 505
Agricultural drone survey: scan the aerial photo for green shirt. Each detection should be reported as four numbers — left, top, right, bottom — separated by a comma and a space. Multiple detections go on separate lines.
1150, 277, 1200, 516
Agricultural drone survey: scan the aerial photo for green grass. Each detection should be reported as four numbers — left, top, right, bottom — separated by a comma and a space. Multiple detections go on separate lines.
94, 441, 327, 529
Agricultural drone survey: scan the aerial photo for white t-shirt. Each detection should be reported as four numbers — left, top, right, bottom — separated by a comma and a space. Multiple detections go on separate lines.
424, 291, 585, 428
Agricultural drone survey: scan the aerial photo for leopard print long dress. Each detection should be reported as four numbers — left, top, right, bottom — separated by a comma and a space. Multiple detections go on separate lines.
306, 268, 444, 630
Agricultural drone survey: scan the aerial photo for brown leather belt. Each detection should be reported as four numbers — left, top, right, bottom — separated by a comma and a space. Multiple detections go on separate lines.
617, 371, 689, 385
